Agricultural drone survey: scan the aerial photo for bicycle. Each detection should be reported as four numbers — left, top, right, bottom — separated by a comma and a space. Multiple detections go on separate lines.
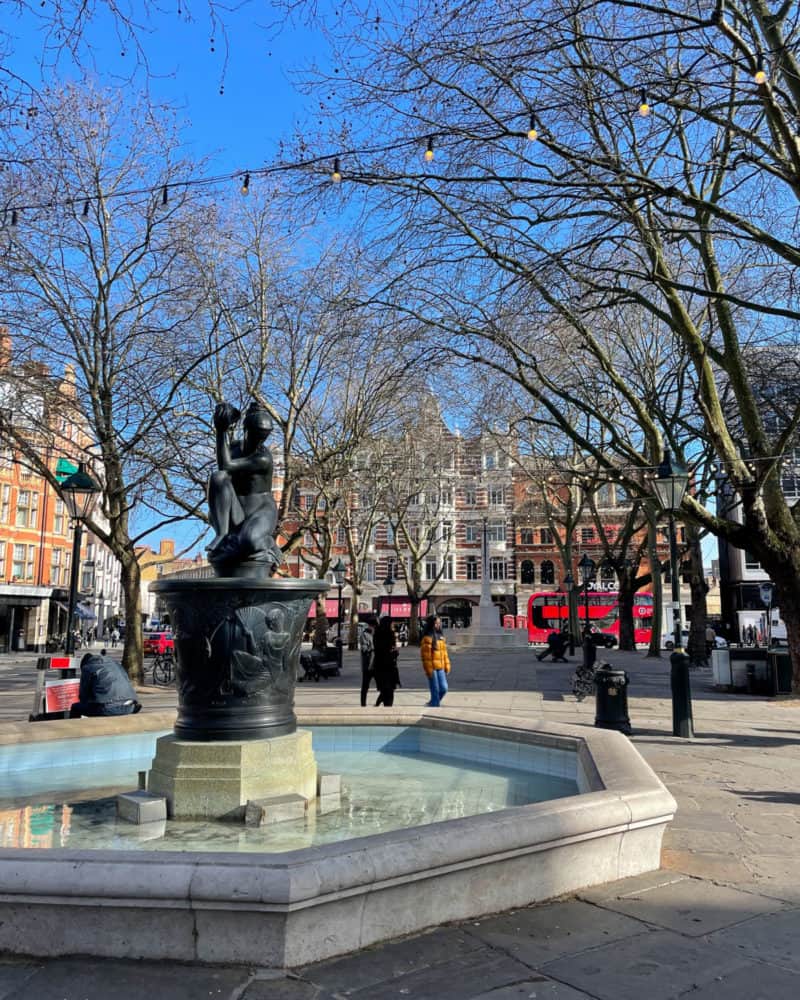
151, 650, 175, 686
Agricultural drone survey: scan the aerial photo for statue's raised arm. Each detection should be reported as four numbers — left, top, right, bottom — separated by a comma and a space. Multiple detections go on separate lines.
206, 401, 283, 578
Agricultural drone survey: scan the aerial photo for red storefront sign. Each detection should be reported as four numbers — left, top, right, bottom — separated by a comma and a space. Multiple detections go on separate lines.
307, 598, 343, 619
378, 598, 428, 618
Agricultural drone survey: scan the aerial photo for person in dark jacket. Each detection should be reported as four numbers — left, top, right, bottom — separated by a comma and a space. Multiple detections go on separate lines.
70, 652, 141, 717
372, 617, 400, 707
537, 629, 570, 662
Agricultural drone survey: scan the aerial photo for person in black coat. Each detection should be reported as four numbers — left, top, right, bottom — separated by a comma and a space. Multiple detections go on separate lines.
536, 629, 570, 662
70, 652, 141, 717
372, 617, 400, 707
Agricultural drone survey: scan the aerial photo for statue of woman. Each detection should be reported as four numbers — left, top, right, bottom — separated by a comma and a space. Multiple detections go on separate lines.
206, 401, 283, 576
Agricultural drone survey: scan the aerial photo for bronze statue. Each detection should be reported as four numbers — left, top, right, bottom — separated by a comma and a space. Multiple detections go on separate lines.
207, 401, 283, 577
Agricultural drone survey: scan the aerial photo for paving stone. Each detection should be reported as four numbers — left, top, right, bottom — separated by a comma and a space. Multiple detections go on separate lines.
302, 926, 479, 991
590, 877, 784, 936
0, 964, 40, 999
468, 899, 655, 966
1, 958, 251, 1000
540, 929, 751, 1000
578, 870, 689, 903
675, 960, 800, 999
334, 948, 537, 1000
709, 906, 800, 972
470, 977, 594, 999
240, 977, 321, 1000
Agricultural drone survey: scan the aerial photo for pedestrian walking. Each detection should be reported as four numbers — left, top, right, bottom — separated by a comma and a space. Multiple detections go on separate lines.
110, 627, 119, 648
359, 617, 377, 707
705, 623, 716, 658
420, 614, 450, 707
373, 617, 400, 707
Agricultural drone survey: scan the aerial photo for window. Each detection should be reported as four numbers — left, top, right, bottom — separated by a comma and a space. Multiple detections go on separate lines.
360, 489, 372, 508
53, 499, 66, 535
581, 527, 594, 543
521, 560, 535, 584
425, 557, 438, 581
16, 490, 30, 527
442, 556, 454, 580
0, 544, 5, 578
442, 521, 453, 542
488, 486, 504, 506
386, 558, 397, 582
540, 527, 553, 545
364, 561, 375, 583
487, 521, 505, 543
50, 548, 62, 585
0, 485, 9, 524
0, 448, 12, 471
440, 488, 453, 506
595, 484, 611, 506
490, 557, 506, 580
519, 528, 534, 545
466, 556, 478, 580
385, 521, 395, 544
12, 544, 34, 580
484, 452, 496, 470
540, 560, 555, 584
600, 561, 615, 583
615, 484, 629, 503
464, 488, 476, 507
744, 551, 761, 571
465, 523, 479, 543
337, 526, 346, 545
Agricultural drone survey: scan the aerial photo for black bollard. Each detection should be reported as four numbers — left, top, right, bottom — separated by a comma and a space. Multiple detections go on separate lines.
594, 663, 631, 735
670, 649, 694, 738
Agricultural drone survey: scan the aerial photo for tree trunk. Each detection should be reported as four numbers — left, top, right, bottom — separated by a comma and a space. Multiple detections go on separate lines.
617, 572, 636, 651
685, 524, 709, 666
119, 554, 143, 684
646, 515, 663, 658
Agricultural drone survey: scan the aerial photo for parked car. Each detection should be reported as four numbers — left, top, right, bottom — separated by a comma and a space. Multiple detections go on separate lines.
661, 629, 727, 650
584, 629, 617, 649
142, 630, 174, 656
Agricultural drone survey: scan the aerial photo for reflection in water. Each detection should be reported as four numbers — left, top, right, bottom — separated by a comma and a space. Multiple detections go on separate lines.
0, 750, 577, 854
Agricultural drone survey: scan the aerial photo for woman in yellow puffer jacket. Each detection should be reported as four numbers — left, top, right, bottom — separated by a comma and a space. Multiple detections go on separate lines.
420, 614, 450, 706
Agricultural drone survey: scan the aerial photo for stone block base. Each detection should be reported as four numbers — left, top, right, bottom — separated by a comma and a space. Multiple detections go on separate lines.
117, 790, 167, 824
245, 794, 308, 827
148, 729, 317, 820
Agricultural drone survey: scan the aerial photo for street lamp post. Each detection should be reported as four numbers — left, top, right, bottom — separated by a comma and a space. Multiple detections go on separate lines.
332, 557, 346, 672
653, 450, 692, 738
383, 572, 395, 620
61, 463, 101, 657
564, 571, 575, 656
578, 554, 596, 670
759, 582, 774, 648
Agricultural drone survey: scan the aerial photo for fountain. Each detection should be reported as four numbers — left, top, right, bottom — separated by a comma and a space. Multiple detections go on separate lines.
148, 400, 326, 819
0, 399, 676, 966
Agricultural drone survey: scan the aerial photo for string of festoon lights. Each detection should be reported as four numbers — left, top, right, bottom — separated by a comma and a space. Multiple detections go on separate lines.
0, 45, 775, 227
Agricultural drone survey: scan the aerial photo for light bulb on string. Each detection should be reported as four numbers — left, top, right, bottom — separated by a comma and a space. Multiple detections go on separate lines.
82, 200, 90, 218
527, 112, 538, 142
161, 185, 168, 207
241, 172, 250, 195
331, 158, 342, 183
754, 55, 768, 85
11, 210, 18, 226
424, 136, 434, 162
638, 89, 650, 117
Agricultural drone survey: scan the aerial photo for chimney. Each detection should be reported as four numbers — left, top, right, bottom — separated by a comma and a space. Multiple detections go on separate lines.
159, 539, 175, 559
0, 326, 11, 368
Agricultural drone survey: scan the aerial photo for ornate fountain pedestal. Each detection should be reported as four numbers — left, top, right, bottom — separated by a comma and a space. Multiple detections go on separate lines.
148, 577, 326, 820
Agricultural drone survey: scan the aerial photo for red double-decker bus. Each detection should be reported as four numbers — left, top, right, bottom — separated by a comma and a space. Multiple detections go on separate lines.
526, 591, 654, 647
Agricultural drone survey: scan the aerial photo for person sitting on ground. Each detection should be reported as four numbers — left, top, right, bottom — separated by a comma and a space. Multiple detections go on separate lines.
69, 652, 141, 717
537, 629, 570, 662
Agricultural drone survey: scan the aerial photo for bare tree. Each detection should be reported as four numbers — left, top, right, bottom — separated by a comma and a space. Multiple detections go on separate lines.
0, 83, 223, 681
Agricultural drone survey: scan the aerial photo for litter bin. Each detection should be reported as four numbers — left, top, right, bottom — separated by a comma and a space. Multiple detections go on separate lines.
594, 663, 631, 735
768, 646, 793, 695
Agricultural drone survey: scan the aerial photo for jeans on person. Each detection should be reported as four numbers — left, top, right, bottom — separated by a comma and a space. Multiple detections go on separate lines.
427, 669, 448, 707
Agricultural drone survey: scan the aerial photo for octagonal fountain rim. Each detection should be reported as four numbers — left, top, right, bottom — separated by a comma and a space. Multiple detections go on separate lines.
0, 707, 676, 967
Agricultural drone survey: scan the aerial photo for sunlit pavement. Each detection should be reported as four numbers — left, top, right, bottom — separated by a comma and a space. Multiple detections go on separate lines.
1, 641, 799, 997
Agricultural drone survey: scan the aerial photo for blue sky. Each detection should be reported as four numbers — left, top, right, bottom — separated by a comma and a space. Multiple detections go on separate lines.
8, 4, 331, 557
9, 3, 329, 176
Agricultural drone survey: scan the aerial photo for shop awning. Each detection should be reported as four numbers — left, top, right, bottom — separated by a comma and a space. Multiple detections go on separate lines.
378, 597, 428, 618
307, 598, 343, 619
74, 603, 97, 621
55, 457, 78, 483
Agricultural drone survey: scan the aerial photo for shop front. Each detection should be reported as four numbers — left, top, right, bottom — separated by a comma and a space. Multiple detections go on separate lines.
0, 585, 52, 653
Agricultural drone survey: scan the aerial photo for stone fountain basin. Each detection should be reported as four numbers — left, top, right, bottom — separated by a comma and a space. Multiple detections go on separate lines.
0, 707, 675, 967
